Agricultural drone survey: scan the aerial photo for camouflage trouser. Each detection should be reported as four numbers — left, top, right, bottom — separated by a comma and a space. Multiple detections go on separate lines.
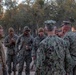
34, 52, 37, 66
18, 55, 32, 75
3, 67, 7, 75
72, 59, 76, 75
0, 63, 7, 75
7, 54, 16, 74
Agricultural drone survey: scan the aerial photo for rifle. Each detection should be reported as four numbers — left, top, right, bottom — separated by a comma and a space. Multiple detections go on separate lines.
16, 39, 33, 54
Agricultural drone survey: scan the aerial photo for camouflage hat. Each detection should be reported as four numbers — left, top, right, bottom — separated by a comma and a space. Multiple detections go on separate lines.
45, 23, 55, 31
23, 26, 30, 32
38, 28, 44, 32
62, 21, 71, 26
44, 20, 56, 30
8, 27, 14, 32
44, 20, 56, 25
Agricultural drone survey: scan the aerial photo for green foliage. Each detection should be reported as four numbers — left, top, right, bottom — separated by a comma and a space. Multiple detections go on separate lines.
0, 0, 76, 34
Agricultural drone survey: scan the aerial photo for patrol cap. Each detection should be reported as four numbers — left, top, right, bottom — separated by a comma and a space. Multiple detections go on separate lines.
38, 28, 44, 33
45, 23, 55, 31
23, 26, 30, 32
8, 27, 14, 32
44, 20, 56, 31
62, 21, 71, 26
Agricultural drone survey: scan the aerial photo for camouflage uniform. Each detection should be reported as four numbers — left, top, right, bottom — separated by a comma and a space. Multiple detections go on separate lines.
32, 35, 46, 65
0, 37, 7, 75
16, 34, 33, 75
63, 31, 76, 75
4, 34, 18, 74
35, 35, 74, 75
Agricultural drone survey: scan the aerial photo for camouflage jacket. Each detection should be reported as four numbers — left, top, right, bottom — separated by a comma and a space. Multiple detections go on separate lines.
4, 34, 18, 55
35, 35, 74, 75
16, 34, 33, 61
0, 37, 6, 67
32, 35, 46, 56
63, 31, 76, 61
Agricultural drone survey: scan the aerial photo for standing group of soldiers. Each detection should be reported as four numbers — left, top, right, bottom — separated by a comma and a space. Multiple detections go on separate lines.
35, 21, 76, 75
0, 20, 76, 75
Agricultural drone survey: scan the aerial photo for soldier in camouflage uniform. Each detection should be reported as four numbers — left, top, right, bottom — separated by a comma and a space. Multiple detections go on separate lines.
0, 25, 7, 75
16, 26, 33, 75
32, 28, 46, 65
35, 23, 74, 75
62, 21, 76, 75
4, 27, 18, 75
